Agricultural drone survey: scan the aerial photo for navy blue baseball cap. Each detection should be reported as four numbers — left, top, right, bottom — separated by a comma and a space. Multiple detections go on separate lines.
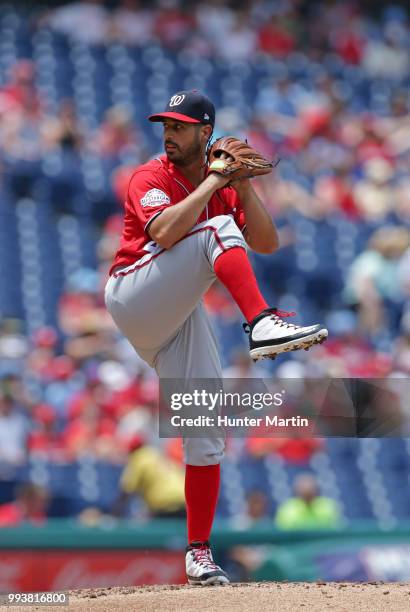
149, 90, 215, 127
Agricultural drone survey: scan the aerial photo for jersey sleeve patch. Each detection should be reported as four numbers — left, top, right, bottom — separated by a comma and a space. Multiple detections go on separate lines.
140, 188, 171, 208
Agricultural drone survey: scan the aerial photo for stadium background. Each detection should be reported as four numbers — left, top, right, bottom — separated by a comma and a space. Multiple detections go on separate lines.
0, 0, 409, 591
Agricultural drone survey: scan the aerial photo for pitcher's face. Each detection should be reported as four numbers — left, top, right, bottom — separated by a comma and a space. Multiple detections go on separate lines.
162, 119, 211, 166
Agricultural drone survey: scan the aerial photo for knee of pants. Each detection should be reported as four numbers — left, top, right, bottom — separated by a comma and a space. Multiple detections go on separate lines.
205, 215, 247, 262
209, 214, 242, 235
183, 436, 225, 466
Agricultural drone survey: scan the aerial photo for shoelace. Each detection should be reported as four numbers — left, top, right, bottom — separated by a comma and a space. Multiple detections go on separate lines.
243, 308, 298, 333
191, 546, 219, 569
268, 307, 298, 329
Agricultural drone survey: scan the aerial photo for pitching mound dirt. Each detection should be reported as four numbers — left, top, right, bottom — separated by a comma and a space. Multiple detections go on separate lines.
12, 582, 410, 612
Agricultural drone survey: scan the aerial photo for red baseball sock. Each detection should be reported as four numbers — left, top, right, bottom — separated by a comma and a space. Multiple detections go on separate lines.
214, 246, 268, 322
185, 464, 220, 544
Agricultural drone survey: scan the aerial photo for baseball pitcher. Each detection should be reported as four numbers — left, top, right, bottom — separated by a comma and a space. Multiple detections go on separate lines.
105, 90, 328, 585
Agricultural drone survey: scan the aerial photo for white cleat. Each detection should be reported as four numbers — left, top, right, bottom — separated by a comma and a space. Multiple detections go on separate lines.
244, 308, 328, 361
185, 541, 230, 586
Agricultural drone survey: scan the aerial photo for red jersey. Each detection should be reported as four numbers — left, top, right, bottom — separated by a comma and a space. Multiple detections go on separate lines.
109, 155, 245, 275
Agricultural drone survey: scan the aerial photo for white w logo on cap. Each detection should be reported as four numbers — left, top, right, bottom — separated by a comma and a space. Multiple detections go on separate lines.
169, 94, 186, 107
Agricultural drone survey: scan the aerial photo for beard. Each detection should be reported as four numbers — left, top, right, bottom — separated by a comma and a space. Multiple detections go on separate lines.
165, 131, 203, 166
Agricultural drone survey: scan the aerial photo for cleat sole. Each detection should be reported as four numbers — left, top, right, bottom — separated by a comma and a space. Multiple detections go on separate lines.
188, 575, 230, 586
250, 330, 328, 362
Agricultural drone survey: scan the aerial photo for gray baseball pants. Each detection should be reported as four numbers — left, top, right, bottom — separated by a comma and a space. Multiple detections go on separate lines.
104, 215, 247, 465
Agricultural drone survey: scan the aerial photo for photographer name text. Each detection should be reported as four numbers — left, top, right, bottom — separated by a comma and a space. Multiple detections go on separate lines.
170, 415, 309, 428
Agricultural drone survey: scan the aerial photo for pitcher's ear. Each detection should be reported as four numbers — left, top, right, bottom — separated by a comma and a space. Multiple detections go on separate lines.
203, 124, 213, 142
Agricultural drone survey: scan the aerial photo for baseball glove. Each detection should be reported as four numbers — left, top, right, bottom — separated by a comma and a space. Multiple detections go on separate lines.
207, 136, 277, 184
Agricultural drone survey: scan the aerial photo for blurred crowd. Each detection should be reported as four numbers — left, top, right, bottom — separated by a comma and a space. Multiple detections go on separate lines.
31, 0, 410, 74
0, 0, 409, 522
